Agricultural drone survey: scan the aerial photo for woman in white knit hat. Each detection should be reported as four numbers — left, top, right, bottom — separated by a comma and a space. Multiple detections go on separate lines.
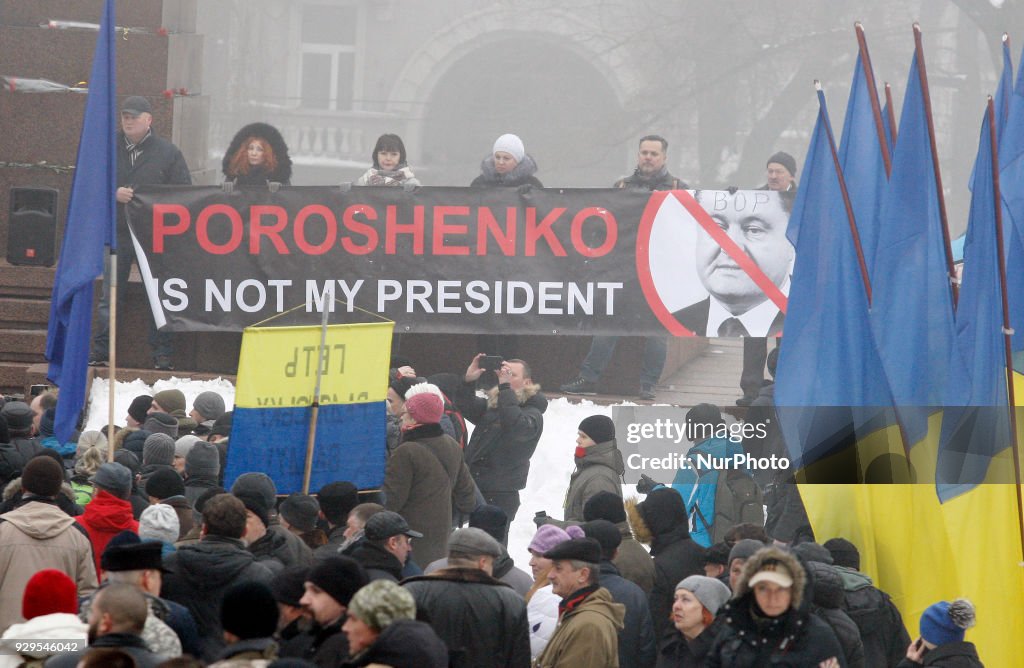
471, 133, 543, 188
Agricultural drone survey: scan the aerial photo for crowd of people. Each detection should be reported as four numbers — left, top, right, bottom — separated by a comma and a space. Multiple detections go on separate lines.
0, 94, 978, 666
0, 347, 988, 667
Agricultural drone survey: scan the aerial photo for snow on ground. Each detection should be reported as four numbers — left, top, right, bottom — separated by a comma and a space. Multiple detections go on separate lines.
86, 378, 630, 565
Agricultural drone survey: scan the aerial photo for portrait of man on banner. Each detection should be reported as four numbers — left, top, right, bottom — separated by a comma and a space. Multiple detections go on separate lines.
647, 190, 795, 337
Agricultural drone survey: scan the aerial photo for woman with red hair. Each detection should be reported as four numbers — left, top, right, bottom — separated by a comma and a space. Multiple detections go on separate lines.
221, 122, 292, 185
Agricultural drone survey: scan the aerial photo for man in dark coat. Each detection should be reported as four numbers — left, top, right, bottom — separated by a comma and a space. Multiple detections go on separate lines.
455, 355, 546, 535
582, 520, 657, 668
90, 95, 191, 370
294, 556, 368, 668
626, 488, 705, 638
583, 491, 656, 594
160, 494, 275, 661
560, 134, 687, 400
231, 472, 313, 568
825, 537, 912, 667
313, 481, 358, 561
46, 584, 166, 668
348, 511, 420, 582
403, 528, 530, 668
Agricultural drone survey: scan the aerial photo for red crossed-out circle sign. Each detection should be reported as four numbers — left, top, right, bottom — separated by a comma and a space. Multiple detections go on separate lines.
636, 189, 788, 336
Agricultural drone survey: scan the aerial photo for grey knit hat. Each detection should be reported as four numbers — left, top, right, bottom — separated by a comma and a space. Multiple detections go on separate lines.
139, 503, 180, 544
728, 539, 766, 565
185, 441, 220, 478
676, 575, 732, 615
143, 433, 175, 467
347, 580, 416, 632
175, 435, 201, 460
192, 391, 226, 422
231, 472, 277, 511
280, 494, 320, 532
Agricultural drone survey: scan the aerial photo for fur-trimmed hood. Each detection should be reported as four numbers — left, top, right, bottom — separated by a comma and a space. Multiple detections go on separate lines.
624, 496, 650, 545
221, 122, 292, 183
733, 545, 807, 610
475, 154, 540, 186
624, 487, 689, 546
485, 382, 543, 410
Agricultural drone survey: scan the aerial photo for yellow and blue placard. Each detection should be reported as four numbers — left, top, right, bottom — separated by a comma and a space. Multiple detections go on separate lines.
226, 321, 394, 492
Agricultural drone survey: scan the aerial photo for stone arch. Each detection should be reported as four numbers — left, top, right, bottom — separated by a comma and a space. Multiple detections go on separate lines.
388, 8, 634, 186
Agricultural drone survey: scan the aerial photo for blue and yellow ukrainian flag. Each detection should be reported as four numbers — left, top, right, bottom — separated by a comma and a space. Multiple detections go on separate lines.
225, 321, 394, 493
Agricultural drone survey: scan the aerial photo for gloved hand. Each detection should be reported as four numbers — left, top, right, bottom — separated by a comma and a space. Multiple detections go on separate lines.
533, 510, 548, 527
517, 183, 534, 195
726, 185, 739, 195
402, 180, 418, 193
636, 474, 661, 495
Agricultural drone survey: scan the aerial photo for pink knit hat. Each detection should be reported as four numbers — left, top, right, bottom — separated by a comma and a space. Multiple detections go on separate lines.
528, 524, 585, 554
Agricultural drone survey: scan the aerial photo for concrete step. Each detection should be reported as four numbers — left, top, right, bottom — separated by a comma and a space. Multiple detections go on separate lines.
0, 297, 52, 329
0, 362, 28, 398
0, 261, 56, 299
0, 328, 47, 361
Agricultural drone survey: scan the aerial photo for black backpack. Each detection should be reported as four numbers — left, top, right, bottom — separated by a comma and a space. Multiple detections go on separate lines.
692, 468, 764, 544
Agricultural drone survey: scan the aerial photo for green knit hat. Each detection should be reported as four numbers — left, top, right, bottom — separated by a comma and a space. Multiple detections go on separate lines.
347, 580, 416, 632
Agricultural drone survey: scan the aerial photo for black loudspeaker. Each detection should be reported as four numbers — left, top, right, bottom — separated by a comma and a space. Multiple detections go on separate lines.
7, 187, 58, 266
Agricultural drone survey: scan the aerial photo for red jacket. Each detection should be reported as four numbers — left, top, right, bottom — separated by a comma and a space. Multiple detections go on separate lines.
76, 489, 139, 577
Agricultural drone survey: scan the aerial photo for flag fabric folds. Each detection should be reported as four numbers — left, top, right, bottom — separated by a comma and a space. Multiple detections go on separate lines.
869, 52, 963, 446
936, 106, 1012, 502
838, 53, 888, 275
225, 321, 394, 493
44, 0, 116, 442
774, 87, 898, 475
1001, 44, 1024, 356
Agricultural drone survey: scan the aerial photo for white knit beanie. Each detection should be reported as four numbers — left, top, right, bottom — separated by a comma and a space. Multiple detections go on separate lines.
493, 134, 525, 163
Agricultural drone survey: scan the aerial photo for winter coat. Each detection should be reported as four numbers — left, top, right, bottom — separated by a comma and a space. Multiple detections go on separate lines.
655, 617, 720, 668
221, 122, 292, 185
896, 641, 983, 668
402, 567, 531, 668
183, 474, 219, 507
78, 588, 187, 658
160, 535, 275, 661
534, 586, 625, 668
160, 494, 194, 540
0, 499, 98, 633
424, 549, 533, 597
249, 524, 313, 572
347, 539, 404, 582
44, 632, 166, 668
612, 521, 656, 595
614, 167, 688, 191
0, 613, 87, 668
670, 435, 745, 548
355, 165, 420, 187
296, 619, 349, 668
806, 561, 866, 668
706, 547, 846, 668
598, 561, 656, 668
340, 619, 448, 668
834, 566, 912, 668
76, 489, 139, 577
626, 494, 705, 639
563, 440, 624, 524
383, 423, 477, 566
115, 130, 190, 245
471, 154, 544, 188
528, 584, 561, 660
455, 382, 547, 494
208, 637, 279, 667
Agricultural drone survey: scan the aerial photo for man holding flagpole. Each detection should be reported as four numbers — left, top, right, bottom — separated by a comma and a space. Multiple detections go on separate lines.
89, 95, 191, 371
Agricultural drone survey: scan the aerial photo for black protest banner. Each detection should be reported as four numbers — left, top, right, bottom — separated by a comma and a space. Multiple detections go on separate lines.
127, 185, 793, 336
